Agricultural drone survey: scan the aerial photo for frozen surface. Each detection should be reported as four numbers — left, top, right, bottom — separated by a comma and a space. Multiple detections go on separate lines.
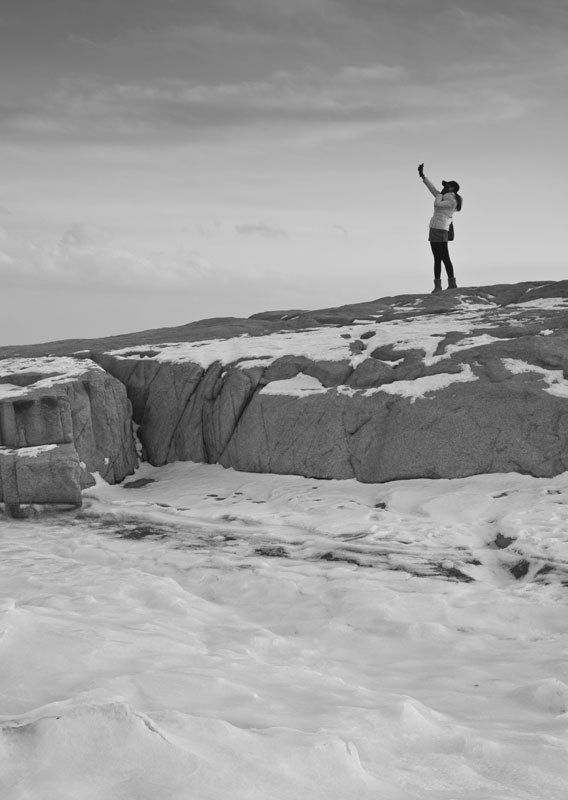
0, 357, 99, 396
262, 365, 478, 401
260, 373, 330, 396
514, 297, 568, 309
109, 315, 480, 369
0, 384, 24, 400
0, 444, 58, 458
503, 358, 568, 397
362, 363, 477, 401
104, 297, 568, 387
1, 463, 568, 799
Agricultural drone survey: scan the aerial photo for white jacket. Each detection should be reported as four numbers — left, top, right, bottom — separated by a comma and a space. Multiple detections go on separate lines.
430, 193, 457, 231
422, 175, 457, 231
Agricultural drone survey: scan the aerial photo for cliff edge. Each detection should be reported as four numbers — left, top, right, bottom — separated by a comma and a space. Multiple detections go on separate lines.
1, 280, 568, 510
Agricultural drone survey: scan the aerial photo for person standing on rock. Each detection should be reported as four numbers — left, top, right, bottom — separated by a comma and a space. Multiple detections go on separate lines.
418, 163, 462, 293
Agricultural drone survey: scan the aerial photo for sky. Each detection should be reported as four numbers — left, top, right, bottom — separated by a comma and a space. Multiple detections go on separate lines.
1, 0, 567, 345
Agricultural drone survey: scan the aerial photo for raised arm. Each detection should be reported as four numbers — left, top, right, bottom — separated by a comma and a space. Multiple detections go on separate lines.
417, 164, 440, 197
421, 174, 440, 197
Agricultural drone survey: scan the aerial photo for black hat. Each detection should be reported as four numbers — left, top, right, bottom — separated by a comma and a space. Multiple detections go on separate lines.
442, 180, 460, 192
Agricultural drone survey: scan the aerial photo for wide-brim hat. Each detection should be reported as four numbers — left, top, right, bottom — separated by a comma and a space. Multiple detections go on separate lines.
442, 179, 460, 192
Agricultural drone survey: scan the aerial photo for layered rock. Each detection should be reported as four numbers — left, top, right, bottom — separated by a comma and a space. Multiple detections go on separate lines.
0, 444, 82, 514
89, 281, 568, 483
0, 358, 138, 510
2, 281, 568, 491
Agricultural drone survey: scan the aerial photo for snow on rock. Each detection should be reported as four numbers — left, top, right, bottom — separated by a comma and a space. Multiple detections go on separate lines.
508, 679, 568, 715
362, 363, 478, 401
86, 281, 568, 483
0, 444, 82, 511
260, 374, 330, 396
0, 357, 138, 510
2, 462, 567, 797
503, 358, 568, 397
3, 281, 568, 490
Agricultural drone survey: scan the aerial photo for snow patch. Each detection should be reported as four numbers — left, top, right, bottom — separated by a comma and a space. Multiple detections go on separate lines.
365, 364, 478, 402
237, 358, 274, 370
0, 383, 24, 400
425, 334, 511, 366
2, 461, 568, 798
502, 358, 568, 397
514, 297, 568, 310
108, 313, 483, 370
260, 374, 328, 397
0, 357, 100, 394
0, 444, 58, 458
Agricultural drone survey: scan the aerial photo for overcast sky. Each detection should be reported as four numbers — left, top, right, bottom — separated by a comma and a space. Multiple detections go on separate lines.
1, 0, 567, 345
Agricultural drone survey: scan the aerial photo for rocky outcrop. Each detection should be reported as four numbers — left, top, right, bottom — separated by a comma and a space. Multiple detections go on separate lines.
0, 358, 138, 510
88, 281, 568, 483
3, 281, 568, 493
92, 353, 263, 466
221, 364, 568, 481
0, 444, 82, 514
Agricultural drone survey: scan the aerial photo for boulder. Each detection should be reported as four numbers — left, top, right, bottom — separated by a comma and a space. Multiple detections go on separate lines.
347, 359, 395, 389
0, 444, 82, 513
219, 370, 568, 482
0, 358, 138, 498
4, 280, 568, 488
89, 281, 568, 484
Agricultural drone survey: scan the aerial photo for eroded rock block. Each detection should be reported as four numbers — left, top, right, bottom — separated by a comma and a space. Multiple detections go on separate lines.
0, 444, 82, 509
0, 357, 138, 490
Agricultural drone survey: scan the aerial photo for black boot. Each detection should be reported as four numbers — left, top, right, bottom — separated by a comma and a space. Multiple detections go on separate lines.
431, 279, 442, 293
447, 277, 457, 289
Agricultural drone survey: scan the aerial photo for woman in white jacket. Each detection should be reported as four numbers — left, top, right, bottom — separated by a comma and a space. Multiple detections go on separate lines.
418, 163, 462, 292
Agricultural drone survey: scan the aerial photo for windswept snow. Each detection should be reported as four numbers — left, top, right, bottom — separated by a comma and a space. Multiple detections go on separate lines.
0, 383, 24, 400
262, 365, 478, 402
363, 363, 478, 401
503, 358, 568, 397
260, 373, 330, 396
105, 293, 568, 374
2, 462, 568, 799
0, 356, 98, 396
109, 314, 479, 369
514, 297, 568, 309
0, 444, 58, 458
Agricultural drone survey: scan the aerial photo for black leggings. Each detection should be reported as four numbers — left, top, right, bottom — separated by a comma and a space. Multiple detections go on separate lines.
430, 242, 454, 280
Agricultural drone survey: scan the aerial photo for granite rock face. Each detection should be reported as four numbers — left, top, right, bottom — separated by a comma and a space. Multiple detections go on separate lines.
88, 280, 568, 483
2, 281, 568, 492
0, 358, 138, 509
93, 353, 263, 467
0, 444, 82, 514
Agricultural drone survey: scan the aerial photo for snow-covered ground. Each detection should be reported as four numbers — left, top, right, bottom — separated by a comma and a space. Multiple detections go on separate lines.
1, 462, 568, 799
109, 298, 562, 371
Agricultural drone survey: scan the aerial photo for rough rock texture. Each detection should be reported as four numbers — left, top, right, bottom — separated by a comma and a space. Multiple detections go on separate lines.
0, 444, 82, 512
93, 353, 264, 466
3, 280, 568, 487
0, 358, 138, 507
220, 371, 568, 482
83, 280, 568, 483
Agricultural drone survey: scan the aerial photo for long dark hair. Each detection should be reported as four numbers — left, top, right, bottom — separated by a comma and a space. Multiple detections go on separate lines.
443, 182, 463, 212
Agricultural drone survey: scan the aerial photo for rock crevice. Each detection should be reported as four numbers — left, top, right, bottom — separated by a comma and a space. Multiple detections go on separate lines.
3, 280, 568, 506
0, 359, 138, 512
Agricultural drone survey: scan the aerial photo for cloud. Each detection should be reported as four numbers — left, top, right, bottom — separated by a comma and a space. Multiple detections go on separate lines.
235, 223, 289, 239
2, 0, 565, 155
0, 221, 303, 298
340, 64, 406, 82
0, 223, 213, 292
332, 225, 349, 240
5, 0, 336, 49
0, 56, 533, 150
